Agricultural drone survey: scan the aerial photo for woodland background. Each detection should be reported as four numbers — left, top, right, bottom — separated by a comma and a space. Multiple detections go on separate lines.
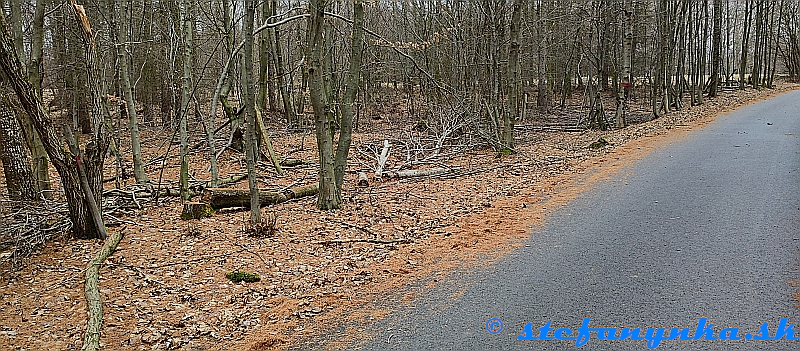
0, 0, 799, 350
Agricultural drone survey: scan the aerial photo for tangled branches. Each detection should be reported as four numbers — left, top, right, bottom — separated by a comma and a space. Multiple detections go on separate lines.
0, 196, 71, 269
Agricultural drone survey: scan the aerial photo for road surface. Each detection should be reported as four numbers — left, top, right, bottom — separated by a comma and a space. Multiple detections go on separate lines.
356, 91, 800, 350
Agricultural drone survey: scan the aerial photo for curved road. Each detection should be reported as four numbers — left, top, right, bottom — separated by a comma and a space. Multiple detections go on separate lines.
356, 91, 800, 350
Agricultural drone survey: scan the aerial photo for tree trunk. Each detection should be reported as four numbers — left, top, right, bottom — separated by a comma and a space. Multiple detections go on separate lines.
0, 94, 36, 200
254, 104, 283, 174
333, 0, 365, 192
28, 0, 45, 93
10, 0, 23, 65
0, 3, 110, 238
15, 0, 51, 198
270, 0, 297, 126
179, 0, 193, 202
503, 0, 523, 151
308, 0, 340, 210
116, 0, 148, 183
708, 0, 722, 97
617, 0, 633, 128
257, 0, 273, 112
243, 0, 261, 223
740, 0, 752, 89
751, 1, 762, 89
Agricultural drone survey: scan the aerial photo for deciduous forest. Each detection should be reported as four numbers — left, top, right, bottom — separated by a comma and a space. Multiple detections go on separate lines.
0, 0, 798, 350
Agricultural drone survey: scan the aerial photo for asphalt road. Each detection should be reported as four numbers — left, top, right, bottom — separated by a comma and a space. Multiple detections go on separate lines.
356, 91, 800, 350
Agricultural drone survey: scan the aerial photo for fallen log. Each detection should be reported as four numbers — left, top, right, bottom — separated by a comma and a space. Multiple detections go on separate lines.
83, 231, 124, 351
280, 158, 306, 167
202, 184, 318, 210
385, 167, 448, 178
104, 173, 248, 200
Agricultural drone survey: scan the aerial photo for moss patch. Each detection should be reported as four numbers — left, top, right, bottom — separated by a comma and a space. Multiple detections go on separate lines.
226, 270, 261, 283
589, 137, 609, 149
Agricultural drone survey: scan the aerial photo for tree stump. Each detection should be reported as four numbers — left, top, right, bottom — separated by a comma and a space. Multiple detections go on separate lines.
181, 202, 213, 219
357, 172, 369, 187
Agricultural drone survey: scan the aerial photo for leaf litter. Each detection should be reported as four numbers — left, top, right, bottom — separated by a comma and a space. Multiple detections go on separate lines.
0, 83, 797, 351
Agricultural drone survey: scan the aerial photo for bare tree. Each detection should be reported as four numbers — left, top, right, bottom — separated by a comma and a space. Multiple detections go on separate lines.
709, 0, 723, 97
0, 2, 110, 239
111, 0, 148, 183
503, 0, 523, 150
179, 0, 193, 201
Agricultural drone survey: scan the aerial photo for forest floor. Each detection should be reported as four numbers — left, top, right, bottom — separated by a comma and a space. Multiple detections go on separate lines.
1, 82, 798, 351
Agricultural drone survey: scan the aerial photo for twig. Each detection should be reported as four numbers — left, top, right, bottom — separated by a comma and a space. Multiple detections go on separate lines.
123, 253, 224, 270
103, 213, 142, 226
233, 242, 270, 267
329, 219, 378, 237
313, 238, 411, 245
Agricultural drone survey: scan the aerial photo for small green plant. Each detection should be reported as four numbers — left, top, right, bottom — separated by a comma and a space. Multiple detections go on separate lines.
589, 137, 609, 149
226, 270, 261, 283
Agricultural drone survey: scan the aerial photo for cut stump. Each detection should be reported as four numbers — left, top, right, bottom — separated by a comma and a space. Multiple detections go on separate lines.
181, 202, 213, 219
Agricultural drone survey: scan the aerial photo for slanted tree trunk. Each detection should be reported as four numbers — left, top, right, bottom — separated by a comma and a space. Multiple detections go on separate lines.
243, 0, 261, 223
82, 231, 123, 351
12, 0, 51, 198
0, 94, 36, 200
254, 104, 283, 175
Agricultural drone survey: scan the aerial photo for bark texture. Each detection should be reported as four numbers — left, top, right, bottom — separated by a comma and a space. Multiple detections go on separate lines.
0, 94, 37, 200
308, 0, 339, 210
